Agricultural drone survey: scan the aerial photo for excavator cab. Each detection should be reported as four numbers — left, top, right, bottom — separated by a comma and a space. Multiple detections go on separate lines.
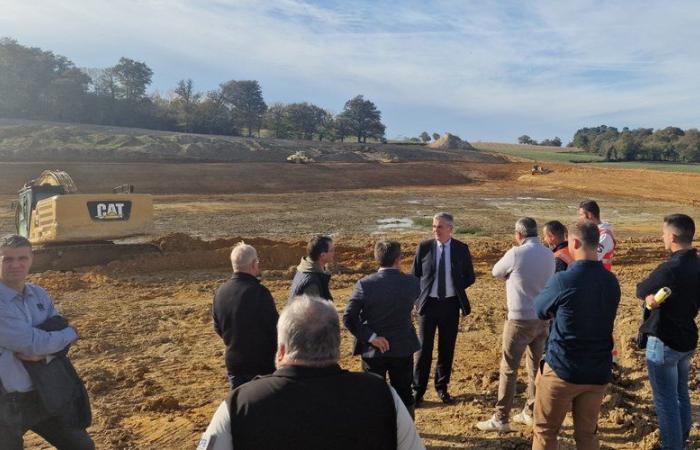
15, 183, 66, 238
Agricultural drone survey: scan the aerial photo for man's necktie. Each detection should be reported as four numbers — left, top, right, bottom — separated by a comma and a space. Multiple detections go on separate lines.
437, 243, 446, 299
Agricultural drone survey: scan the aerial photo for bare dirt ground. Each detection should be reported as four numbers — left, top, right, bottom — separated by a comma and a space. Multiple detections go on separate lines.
0, 160, 699, 449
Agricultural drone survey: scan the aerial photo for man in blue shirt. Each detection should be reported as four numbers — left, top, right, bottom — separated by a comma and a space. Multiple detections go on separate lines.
0, 234, 94, 450
532, 221, 620, 450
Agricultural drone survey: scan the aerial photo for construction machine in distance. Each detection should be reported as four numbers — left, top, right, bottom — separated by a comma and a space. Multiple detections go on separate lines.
13, 170, 159, 272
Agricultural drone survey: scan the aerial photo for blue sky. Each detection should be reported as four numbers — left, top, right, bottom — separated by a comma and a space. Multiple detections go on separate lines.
2, 0, 700, 142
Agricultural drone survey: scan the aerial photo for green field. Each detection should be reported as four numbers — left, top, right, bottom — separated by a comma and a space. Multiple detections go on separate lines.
474, 142, 700, 174
473, 142, 605, 163
590, 161, 700, 174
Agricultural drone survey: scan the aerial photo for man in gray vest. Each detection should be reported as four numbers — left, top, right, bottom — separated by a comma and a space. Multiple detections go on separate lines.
477, 218, 554, 432
198, 296, 425, 450
344, 240, 421, 417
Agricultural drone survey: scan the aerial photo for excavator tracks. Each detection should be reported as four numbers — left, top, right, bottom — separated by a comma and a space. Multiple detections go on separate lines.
31, 241, 161, 272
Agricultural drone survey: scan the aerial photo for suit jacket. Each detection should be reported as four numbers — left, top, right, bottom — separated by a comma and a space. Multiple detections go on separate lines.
343, 269, 421, 357
412, 238, 476, 316
22, 315, 92, 428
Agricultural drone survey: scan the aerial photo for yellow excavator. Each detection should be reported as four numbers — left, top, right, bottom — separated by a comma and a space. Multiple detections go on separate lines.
13, 170, 159, 271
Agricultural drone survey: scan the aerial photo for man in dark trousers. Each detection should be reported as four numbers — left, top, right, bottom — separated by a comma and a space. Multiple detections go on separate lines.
412, 212, 476, 406
344, 240, 421, 416
0, 234, 94, 450
198, 296, 425, 450
213, 242, 278, 389
288, 234, 335, 301
637, 214, 700, 450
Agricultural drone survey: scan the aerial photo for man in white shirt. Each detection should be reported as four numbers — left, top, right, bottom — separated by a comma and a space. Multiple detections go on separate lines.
412, 213, 476, 406
477, 218, 554, 432
578, 200, 616, 271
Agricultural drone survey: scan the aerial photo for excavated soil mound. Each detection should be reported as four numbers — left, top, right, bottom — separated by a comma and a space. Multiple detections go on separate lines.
100, 234, 309, 275
428, 133, 475, 150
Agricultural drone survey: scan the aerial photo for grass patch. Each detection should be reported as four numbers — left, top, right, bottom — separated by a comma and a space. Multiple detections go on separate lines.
413, 217, 486, 235
413, 217, 433, 228
455, 225, 487, 236
586, 161, 700, 174
473, 142, 604, 163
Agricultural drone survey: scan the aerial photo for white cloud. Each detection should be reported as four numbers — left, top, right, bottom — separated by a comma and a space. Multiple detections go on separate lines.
1, 0, 699, 139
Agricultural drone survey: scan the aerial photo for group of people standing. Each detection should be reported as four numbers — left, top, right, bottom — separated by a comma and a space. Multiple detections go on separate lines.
203, 200, 700, 450
0, 199, 696, 450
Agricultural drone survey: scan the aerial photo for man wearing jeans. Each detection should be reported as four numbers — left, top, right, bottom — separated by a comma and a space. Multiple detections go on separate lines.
532, 221, 620, 450
476, 217, 554, 432
637, 214, 700, 450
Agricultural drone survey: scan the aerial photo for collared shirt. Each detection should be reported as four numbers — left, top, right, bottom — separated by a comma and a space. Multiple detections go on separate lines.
429, 239, 455, 298
197, 384, 426, 450
0, 282, 77, 393
534, 260, 620, 385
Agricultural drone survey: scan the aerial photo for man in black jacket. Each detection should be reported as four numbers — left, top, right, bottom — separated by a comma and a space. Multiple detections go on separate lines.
412, 213, 476, 406
637, 214, 700, 450
344, 240, 421, 416
288, 234, 335, 302
213, 242, 278, 389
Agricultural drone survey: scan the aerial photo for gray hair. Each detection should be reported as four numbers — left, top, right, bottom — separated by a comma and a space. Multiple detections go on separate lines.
230, 242, 258, 271
515, 217, 538, 238
278, 295, 340, 365
433, 212, 454, 227
0, 234, 32, 250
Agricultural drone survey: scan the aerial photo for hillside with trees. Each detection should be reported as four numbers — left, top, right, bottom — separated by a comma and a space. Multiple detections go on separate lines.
570, 125, 700, 163
0, 38, 385, 143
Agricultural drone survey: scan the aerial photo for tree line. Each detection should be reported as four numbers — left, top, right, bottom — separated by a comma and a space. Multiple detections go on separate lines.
517, 135, 562, 147
570, 125, 700, 163
0, 38, 386, 142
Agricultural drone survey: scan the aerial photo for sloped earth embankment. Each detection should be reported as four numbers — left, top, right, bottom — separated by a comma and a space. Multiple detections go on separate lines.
0, 120, 504, 163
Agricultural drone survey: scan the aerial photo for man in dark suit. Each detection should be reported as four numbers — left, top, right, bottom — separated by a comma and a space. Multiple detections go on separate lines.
213, 242, 279, 389
412, 212, 476, 406
344, 240, 421, 416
